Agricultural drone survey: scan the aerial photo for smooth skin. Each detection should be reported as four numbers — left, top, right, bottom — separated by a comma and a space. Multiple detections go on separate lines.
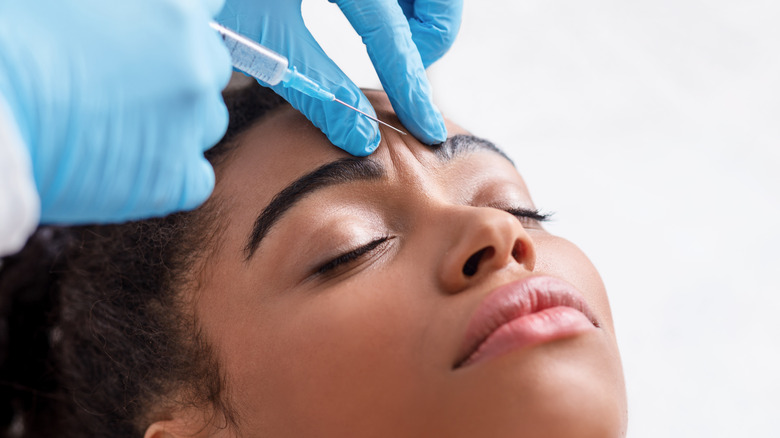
147, 91, 627, 437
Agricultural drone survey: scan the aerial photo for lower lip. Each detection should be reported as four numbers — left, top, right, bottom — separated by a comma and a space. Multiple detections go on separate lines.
462, 306, 596, 367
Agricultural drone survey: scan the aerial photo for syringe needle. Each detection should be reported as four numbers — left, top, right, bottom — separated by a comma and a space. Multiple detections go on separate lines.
333, 98, 407, 136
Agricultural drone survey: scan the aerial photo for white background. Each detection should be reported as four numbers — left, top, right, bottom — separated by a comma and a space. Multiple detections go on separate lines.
303, 1, 780, 436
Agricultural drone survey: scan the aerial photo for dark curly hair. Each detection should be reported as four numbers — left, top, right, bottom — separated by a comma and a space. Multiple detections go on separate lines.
0, 78, 286, 437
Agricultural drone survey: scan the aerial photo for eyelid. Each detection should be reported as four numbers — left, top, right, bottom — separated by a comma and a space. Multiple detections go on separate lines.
314, 235, 392, 276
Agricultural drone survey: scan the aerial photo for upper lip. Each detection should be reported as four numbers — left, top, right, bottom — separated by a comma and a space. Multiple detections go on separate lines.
454, 275, 600, 368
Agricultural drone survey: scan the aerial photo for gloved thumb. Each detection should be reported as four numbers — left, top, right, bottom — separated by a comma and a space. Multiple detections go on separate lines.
270, 24, 381, 156
330, 0, 447, 145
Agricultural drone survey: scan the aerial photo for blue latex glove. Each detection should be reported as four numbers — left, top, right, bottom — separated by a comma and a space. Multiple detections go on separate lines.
216, 0, 463, 156
0, 0, 231, 223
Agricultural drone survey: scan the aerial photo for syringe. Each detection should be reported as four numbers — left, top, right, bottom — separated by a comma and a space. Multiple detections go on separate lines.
209, 22, 405, 135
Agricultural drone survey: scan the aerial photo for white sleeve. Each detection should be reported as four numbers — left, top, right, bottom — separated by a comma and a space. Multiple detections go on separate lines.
0, 93, 39, 257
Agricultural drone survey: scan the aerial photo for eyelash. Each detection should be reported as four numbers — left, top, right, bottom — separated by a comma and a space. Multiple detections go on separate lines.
316, 236, 391, 275
502, 207, 552, 227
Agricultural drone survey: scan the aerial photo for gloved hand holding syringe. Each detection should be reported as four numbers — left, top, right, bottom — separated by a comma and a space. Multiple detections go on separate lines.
209, 22, 405, 138
214, 0, 462, 157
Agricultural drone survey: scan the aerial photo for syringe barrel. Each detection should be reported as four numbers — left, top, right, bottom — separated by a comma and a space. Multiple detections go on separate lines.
209, 22, 288, 86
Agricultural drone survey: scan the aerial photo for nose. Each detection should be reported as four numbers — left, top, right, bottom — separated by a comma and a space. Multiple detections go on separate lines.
437, 207, 536, 294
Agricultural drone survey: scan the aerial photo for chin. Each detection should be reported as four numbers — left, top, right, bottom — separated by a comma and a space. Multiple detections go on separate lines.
506, 334, 627, 438
448, 331, 627, 438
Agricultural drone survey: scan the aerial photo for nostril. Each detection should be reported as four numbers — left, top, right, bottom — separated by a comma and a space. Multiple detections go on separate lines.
462, 247, 493, 277
511, 240, 521, 261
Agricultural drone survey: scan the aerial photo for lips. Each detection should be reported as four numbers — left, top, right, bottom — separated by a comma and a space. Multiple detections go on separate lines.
455, 276, 599, 368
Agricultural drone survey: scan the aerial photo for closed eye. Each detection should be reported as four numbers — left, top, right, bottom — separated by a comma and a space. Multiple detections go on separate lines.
315, 236, 392, 275
500, 207, 553, 228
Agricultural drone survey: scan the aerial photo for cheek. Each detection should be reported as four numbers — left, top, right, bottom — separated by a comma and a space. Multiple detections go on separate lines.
224, 271, 435, 432
531, 233, 616, 331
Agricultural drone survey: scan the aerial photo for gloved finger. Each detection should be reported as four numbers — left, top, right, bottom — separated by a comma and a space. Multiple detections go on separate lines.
217, 4, 380, 156
398, 0, 463, 68
177, 155, 216, 211
111, 109, 217, 219
128, 144, 215, 217
330, 0, 447, 145
273, 33, 380, 156
200, 90, 230, 152
126, 157, 215, 217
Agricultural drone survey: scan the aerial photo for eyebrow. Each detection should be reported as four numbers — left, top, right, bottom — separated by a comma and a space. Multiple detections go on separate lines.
243, 134, 512, 260
433, 134, 514, 166
244, 158, 384, 260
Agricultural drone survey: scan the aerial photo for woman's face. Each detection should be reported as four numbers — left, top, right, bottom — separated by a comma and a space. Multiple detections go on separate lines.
188, 91, 626, 437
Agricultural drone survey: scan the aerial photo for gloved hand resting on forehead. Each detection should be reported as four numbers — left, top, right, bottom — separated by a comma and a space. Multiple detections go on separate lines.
0, 0, 231, 224
216, 0, 463, 156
